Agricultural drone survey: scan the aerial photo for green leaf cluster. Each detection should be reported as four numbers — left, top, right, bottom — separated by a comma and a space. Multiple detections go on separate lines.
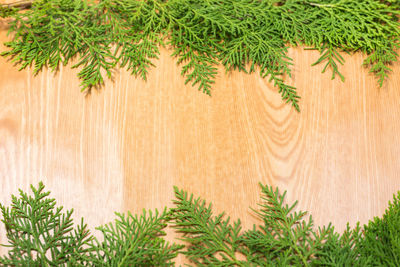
1, 181, 400, 266
1, 0, 399, 111
0, 182, 182, 266
170, 184, 371, 266
0, 6, 17, 18
361, 190, 400, 266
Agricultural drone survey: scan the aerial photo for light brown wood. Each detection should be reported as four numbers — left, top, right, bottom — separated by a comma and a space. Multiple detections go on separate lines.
1, 17, 400, 263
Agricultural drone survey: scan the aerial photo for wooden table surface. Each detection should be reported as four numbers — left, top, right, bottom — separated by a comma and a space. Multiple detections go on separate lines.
1, 17, 400, 262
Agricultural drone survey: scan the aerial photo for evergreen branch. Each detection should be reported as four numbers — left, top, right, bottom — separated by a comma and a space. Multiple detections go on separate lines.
0, 182, 182, 266
107, 0, 166, 80
311, 44, 346, 82
312, 223, 373, 266
363, 39, 400, 86
166, 0, 222, 95
1, 0, 400, 110
361, 190, 400, 266
241, 184, 318, 265
0, 182, 94, 266
169, 186, 247, 266
82, 209, 183, 266
1, 180, 400, 265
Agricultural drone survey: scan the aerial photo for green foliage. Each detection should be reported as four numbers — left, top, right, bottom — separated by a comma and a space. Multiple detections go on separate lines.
360, 191, 400, 266
0, 182, 93, 266
81, 209, 183, 266
1, 181, 400, 266
169, 186, 247, 266
0, 182, 181, 266
1, 0, 115, 90
169, 183, 400, 266
311, 223, 372, 266
0, 6, 17, 18
240, 184, 335, 265
1, 0, 399, 111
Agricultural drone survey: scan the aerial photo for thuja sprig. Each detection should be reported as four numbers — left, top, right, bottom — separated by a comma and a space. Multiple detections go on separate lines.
361, 190, 400, 266
240, 184, 334, 265
1, 0, 399, 111
1, 181, 400, 265
0, 182, 93, 266
169, 186, 247, 266
169, 182, 400, 266
0, 182, 182, 266
80, 209, 183, 266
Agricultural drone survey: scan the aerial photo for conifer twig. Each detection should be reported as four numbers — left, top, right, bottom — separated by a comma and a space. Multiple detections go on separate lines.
0, 0, 399, 111
1, 181, 400, 265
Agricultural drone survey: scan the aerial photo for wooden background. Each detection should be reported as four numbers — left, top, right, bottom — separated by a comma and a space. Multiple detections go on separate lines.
1, 16, 400, 263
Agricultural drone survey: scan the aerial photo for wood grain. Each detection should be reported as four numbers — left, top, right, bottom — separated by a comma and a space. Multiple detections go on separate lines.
1, 17, 400, 263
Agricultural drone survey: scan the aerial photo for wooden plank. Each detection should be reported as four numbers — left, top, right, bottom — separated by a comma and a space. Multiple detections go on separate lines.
1, 18, 400, 262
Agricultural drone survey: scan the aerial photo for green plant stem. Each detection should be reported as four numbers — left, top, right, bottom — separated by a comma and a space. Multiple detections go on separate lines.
283, 216, 309, 265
